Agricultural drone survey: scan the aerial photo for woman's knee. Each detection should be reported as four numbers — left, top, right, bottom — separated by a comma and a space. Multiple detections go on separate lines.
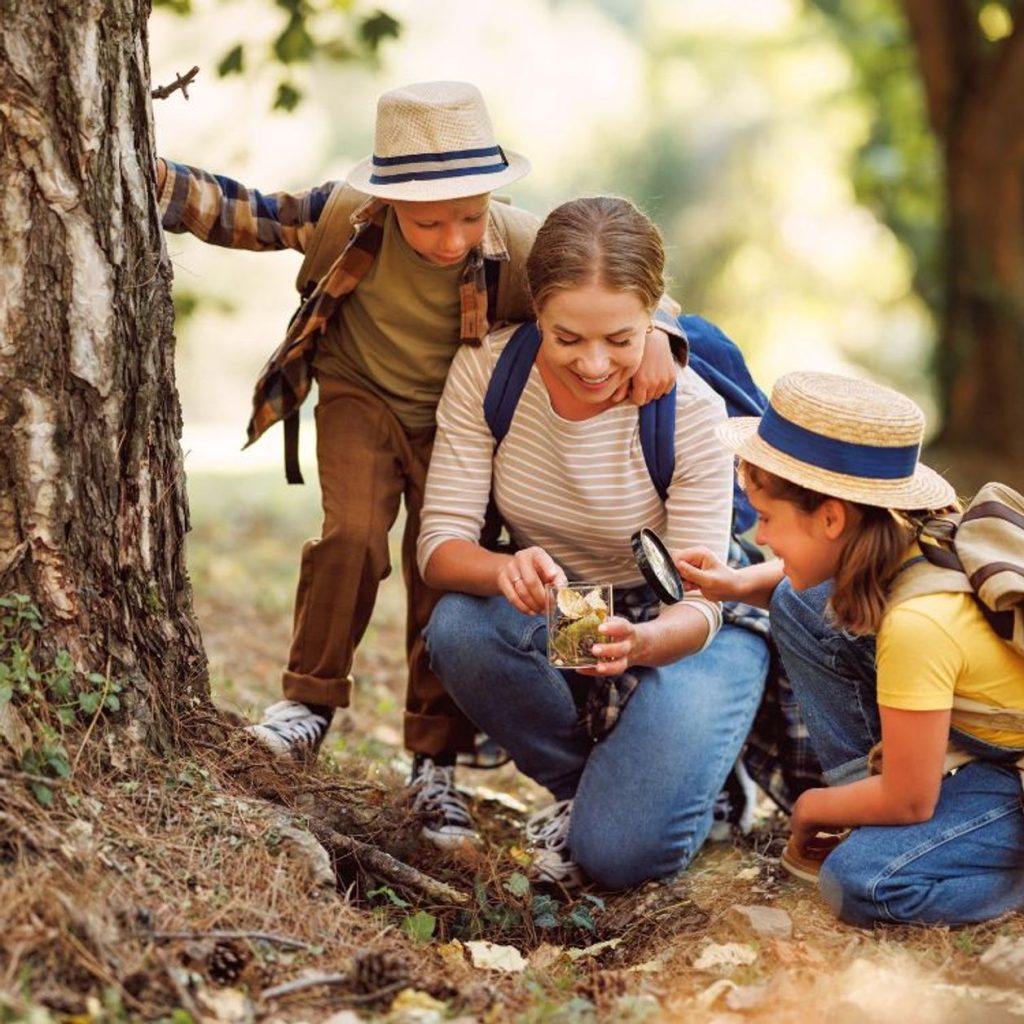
571, 807, 699, 891
424, 594, 488, 670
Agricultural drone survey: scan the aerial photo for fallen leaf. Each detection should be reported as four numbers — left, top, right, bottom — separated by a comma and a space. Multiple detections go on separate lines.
437, 940, 466, 967
692, 942, 758, 971
466, 940, 528, 973
566, 938, 622, 961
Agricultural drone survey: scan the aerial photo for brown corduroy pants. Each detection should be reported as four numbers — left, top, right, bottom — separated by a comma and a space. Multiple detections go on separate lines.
281, 376, 476, 756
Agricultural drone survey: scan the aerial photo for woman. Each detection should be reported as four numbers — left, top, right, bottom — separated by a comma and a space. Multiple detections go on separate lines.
416, 197, 769, 889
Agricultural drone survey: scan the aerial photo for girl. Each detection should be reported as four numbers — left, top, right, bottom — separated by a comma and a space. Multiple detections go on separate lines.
677, 370, 1024, 926
416, 197, 769, 890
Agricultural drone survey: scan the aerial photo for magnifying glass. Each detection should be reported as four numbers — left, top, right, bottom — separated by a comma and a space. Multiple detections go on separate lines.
630, 527, 685, 604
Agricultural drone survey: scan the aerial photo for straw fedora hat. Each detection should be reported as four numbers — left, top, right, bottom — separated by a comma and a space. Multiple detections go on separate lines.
716, 371, 957, 510
346, 81, 531, 201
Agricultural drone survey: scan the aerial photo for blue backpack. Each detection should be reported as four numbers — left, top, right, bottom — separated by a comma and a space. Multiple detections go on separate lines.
482, 315, 767, 532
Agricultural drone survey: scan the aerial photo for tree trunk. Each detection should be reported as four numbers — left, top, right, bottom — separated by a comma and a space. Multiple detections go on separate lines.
940, 106, 1024, 459
0, 0, 207, 740
903, 0, 1024, 461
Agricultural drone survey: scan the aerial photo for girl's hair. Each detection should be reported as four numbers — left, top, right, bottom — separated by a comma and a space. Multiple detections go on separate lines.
741, 461, 925, 634
526, 197, 665, 313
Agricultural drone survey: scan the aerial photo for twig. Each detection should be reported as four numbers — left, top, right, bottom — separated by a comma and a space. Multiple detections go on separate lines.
151, 66, 200, 101
314, 826, 470, 906
0, 767, 65, 788
262, 974, 405, 1003
151, 929, 316, 951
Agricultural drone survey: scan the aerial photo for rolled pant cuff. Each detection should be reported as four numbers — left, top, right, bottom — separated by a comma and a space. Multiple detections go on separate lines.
282, 671, 353, 708
404, 711, 477, 758
824, 754, 870, 787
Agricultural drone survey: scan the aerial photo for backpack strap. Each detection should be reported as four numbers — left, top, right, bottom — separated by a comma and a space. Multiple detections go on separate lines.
483, 322, 542, 444
295, 182, 367, 298
637, 387, 676, 502
482, 322, 676, 499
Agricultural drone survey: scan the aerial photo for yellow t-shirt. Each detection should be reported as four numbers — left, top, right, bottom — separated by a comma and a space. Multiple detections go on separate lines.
877, 586, 1024, 748
314, 206, 464, 431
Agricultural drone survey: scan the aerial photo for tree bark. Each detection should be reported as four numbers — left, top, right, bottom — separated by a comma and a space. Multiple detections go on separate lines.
0, 0, 207, 739
903, 0, 1024, 460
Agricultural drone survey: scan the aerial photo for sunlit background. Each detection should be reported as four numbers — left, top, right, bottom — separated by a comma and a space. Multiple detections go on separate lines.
150, 0, 935, 474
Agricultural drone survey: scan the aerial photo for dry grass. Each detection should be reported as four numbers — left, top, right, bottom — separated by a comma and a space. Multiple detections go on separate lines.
2, 466, 1023, 1022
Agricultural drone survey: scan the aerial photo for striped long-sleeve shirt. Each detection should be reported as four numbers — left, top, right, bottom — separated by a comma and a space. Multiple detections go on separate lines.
417, 324, 734, 637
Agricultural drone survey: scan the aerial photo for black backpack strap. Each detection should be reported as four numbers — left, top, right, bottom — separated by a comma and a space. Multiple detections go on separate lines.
283, 412, 304, 485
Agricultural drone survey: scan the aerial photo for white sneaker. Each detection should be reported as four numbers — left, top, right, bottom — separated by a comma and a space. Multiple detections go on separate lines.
526, 799, 584, 889
408, 757, 480, 849
246, 700, 333, 759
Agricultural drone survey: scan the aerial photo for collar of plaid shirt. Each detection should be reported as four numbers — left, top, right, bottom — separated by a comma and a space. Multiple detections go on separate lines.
245, 195, 513, 447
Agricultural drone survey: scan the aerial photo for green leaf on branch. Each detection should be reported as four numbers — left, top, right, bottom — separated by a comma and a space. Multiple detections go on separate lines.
218, 44, 245, 77
359, 10, 400, 50
274, 17, 315, 64
274, 81, 303, 112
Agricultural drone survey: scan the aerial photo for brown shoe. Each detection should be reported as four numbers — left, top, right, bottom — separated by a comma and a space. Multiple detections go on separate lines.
780, 830, 849, 884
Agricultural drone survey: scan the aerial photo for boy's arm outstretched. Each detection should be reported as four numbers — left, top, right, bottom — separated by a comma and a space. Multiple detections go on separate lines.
674, 546, 784, 608
156, 157, 337, 254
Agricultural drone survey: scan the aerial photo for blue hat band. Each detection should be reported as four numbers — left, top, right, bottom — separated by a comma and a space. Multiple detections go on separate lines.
757, 405, 920, 480
369, 144, 509, 185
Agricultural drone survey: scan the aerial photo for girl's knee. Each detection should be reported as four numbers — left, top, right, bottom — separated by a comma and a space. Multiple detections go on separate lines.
818, 844, 885, 927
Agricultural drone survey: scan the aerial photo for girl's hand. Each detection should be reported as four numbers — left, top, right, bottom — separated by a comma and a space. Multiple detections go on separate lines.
500, 546, 565, 616
674, 546, 738, 602
576, 616, 643, 677
616, 328, 675, 405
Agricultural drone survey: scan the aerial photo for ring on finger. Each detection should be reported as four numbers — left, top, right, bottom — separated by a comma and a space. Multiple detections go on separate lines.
511, 576, 523, 585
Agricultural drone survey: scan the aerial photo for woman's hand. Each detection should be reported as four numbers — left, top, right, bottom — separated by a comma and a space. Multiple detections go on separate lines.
576, 616, 644, 677
674, 546, 739, 602
617, 327, 676, 405
500, 546, 565, 616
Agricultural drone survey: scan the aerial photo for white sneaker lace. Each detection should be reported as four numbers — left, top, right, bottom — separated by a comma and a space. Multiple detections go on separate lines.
261, 700, 329, 749
525, 799, 578, 881
410, 760, 473, 830
526, 798, 573, 847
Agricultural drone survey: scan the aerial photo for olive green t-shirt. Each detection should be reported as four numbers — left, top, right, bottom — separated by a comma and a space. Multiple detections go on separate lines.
313, 206, 465, 430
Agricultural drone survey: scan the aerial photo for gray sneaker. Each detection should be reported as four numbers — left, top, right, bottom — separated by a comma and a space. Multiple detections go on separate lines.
408, 756, 480, 849
247, 700, 333, 759
526, 798, 584, 889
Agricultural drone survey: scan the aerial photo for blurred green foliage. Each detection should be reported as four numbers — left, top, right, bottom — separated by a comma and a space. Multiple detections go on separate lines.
152, 0, 400, 110
808, 0, 942, 316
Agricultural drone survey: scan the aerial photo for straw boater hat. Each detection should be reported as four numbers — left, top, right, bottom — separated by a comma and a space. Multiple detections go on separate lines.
716, 371, 957, 510
346, 81, 531, 201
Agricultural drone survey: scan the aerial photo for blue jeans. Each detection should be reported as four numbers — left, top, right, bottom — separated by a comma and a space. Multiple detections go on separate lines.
424, 594, 768, 890
771, 580, 1024, 927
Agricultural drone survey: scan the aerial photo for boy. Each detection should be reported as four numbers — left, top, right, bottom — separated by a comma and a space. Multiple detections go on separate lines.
157, 81, 675, 847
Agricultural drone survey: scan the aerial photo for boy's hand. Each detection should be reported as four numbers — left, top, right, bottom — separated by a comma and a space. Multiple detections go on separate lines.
500, 546, 565, 616
617, 328, 676, 405
674, 546, 738, 602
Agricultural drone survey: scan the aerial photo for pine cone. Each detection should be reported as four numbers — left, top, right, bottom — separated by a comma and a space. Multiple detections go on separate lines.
208, 940, 250, 985
350, 949, 410, 994
578, 969, 629, 1011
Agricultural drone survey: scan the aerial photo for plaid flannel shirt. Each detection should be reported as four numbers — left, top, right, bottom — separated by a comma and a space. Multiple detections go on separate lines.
159, 161, 514, 447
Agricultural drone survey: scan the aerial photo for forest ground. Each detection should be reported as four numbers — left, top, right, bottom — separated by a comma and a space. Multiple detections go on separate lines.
2, 458, 1023, 1023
